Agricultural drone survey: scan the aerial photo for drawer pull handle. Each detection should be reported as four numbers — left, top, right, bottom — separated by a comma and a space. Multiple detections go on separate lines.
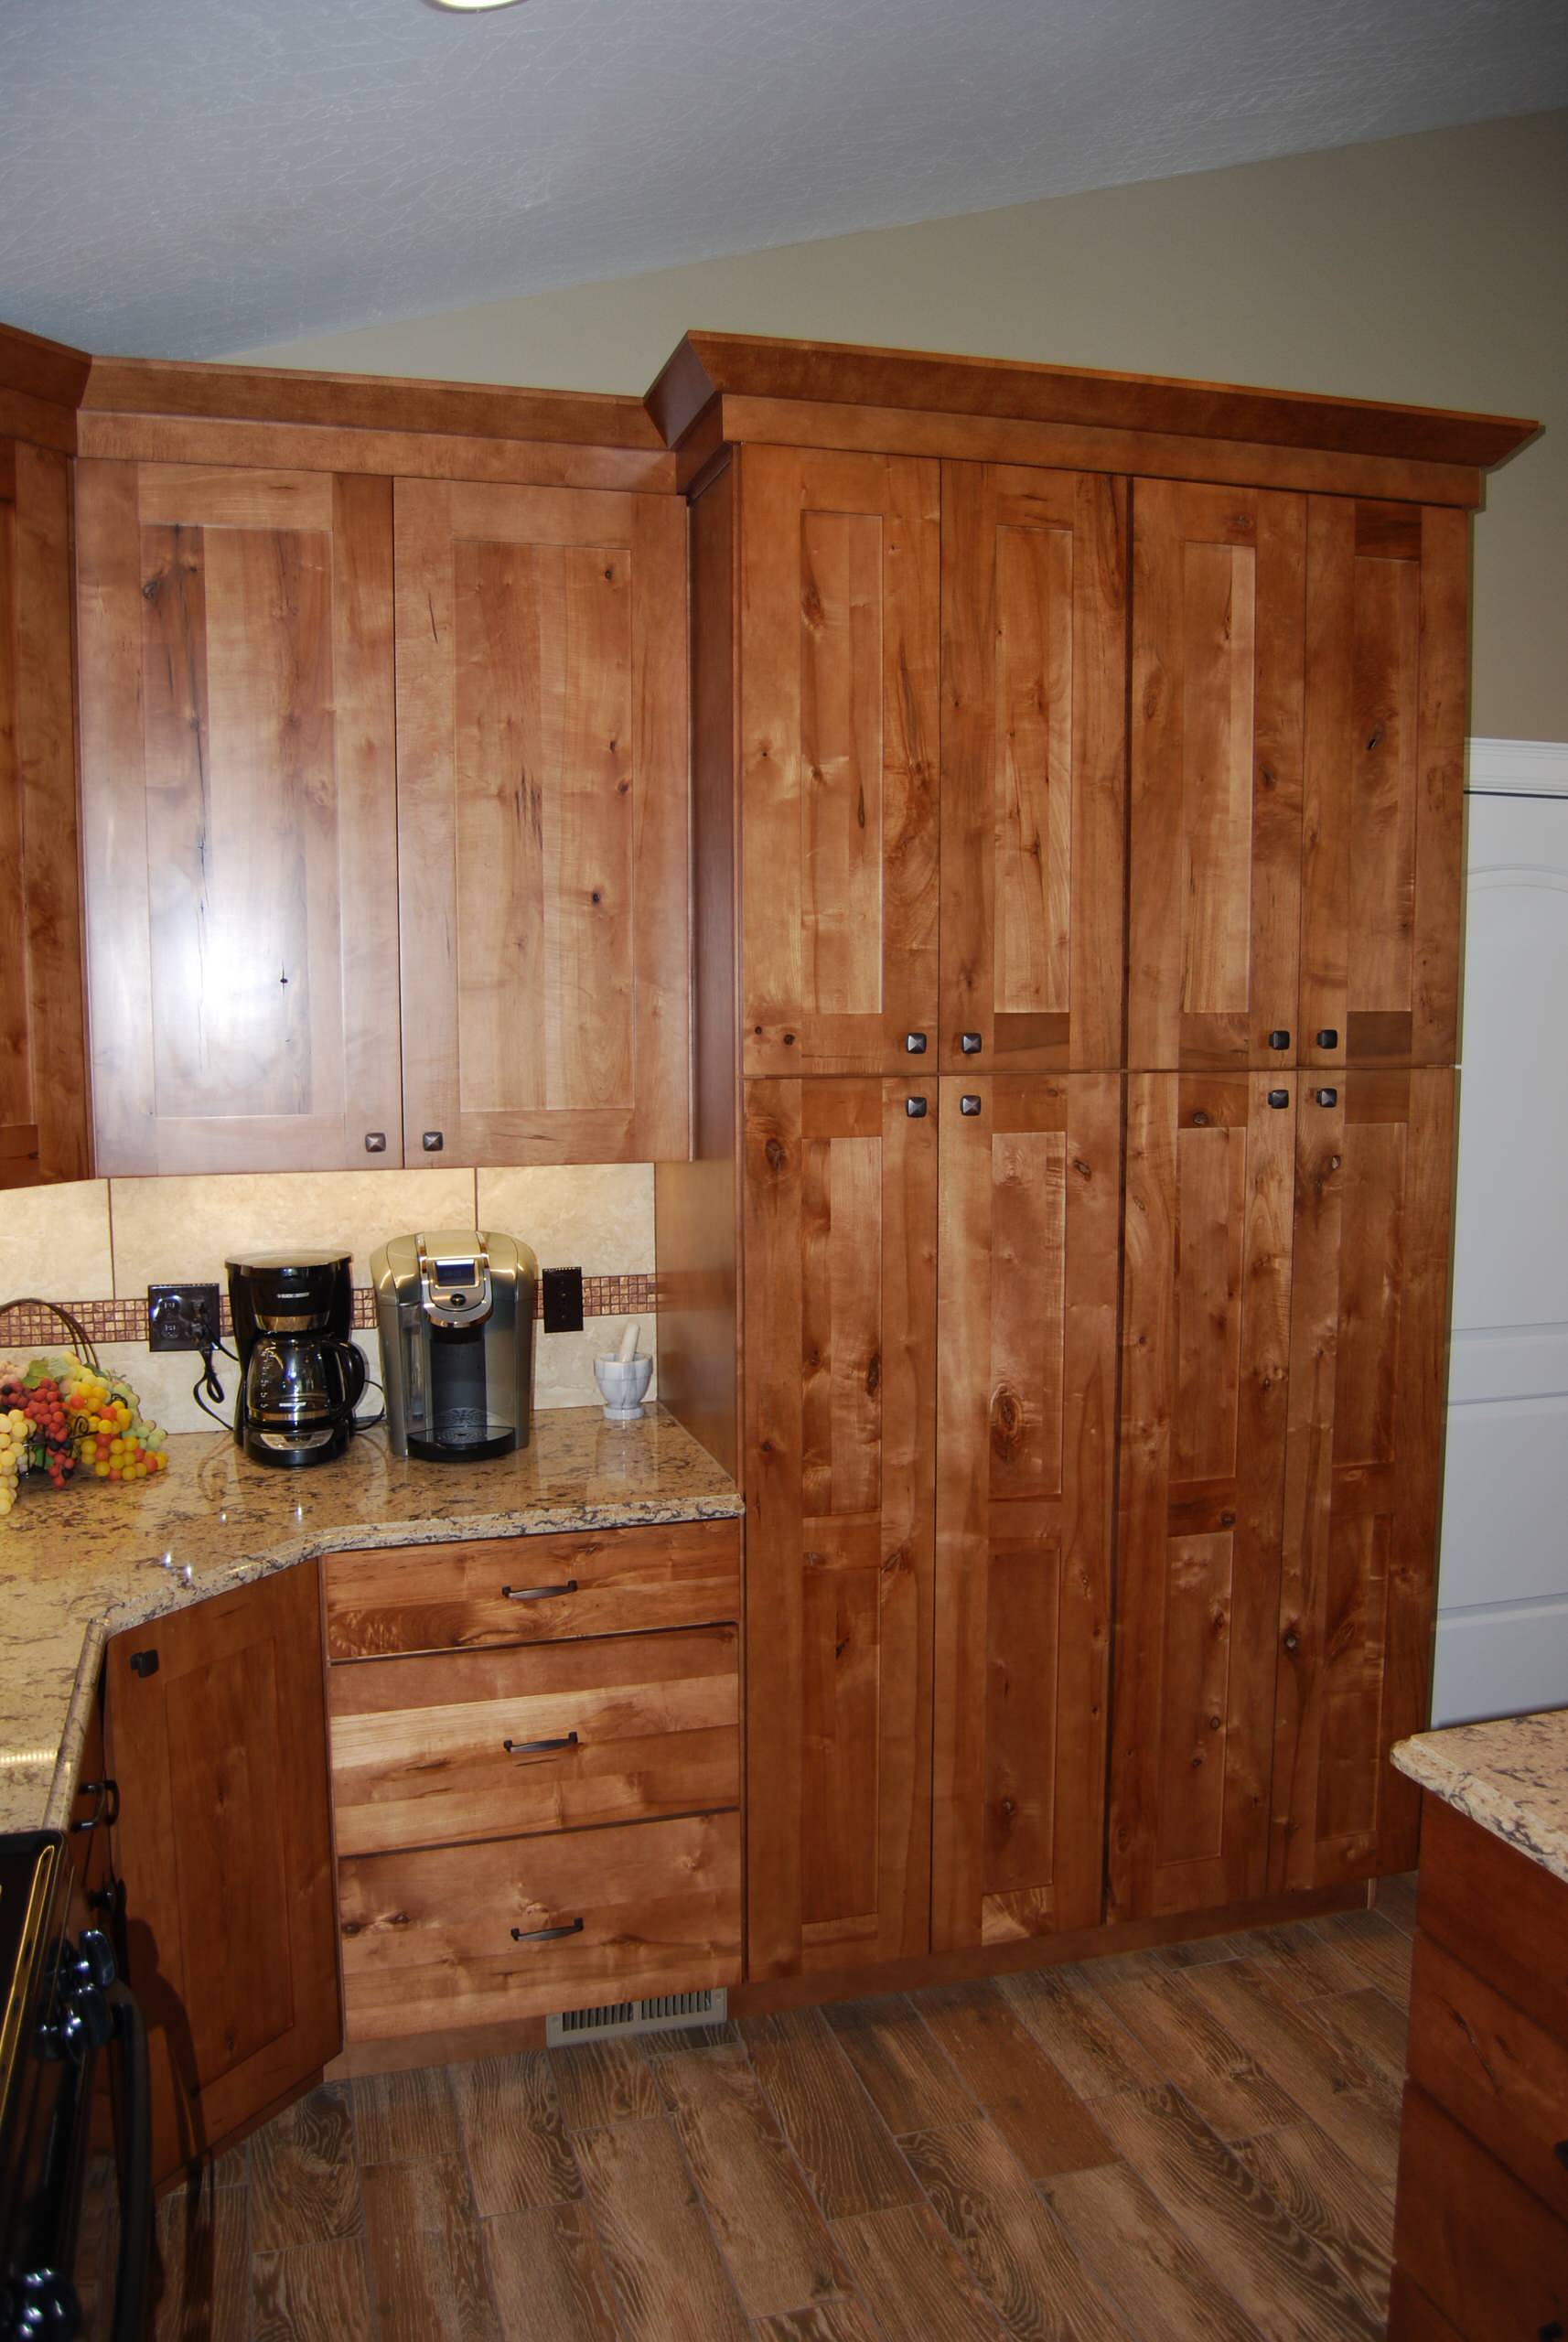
1554, 2138, 1568, 2169
72, 1778, 119, 1832
500, 1579, 579, 1603
503, 1731, 580, 1758
511, 1916, 585, 1945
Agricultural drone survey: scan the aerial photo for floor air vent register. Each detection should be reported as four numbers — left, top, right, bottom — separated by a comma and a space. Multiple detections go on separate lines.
544, 1988, 727, 2047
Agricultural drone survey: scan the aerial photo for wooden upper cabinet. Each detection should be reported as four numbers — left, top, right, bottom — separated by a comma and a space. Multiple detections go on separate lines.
940, 466, 1128, 1073
1299, 501, 1468, 1069
395, 479, 688, 1165
738, 446, 940, 1079
1128, 480, 1306, 1071
743, 1074, 937, 1977
1273, 1069, 1455, 1890
1110, 1070, 1295, 1920
932, 1073, 1120, 1951
105, 1561, 340, 2185
0, 438, 91, 1186
76, 461, 401, 1173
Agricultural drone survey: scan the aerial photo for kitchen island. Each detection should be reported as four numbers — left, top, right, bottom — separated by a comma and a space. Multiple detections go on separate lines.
0, 1404, 741, 1835
1388, 1708, 1568, 2337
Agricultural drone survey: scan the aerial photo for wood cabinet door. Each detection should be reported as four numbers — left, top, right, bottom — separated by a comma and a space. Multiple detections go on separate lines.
743, 1074, 937, 1977
104, 1562, 339, 2185
1128, 480, 1306, 1070
1110, 1071, 1295, 1918
1272, 1068, 1455, 1889
76, 462, 401, 1173
738, 446, 940, 1079
1299, 501, 1468, 1070
0, 438, 90, 1186
940, 466, 1127, 1073
932, 1073, 1121, 1950
395, 478, 688, 1165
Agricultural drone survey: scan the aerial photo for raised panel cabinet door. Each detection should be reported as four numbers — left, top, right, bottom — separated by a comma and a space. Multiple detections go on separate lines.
104, 1562, 340, 2185
743, 1074, 938, 1977
940, 465, 1128, 1073
0, 438, 91, 1186
1300, 501, 1468, 1070
395, 478, 688, 1165
1272, 1068, 1455, 1889
1109, 1071, 1295, 1919
738, 445, 940, 1078
1128, 479, 1307, 1071
931, 1073, 1121, 1951
75, 461, 402, 1172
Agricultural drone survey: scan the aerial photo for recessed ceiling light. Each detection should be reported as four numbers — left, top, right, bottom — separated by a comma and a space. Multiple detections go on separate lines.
423, 0, 528, 11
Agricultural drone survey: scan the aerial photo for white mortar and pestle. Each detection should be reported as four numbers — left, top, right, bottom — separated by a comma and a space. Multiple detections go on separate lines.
594, 1320, 652, 1422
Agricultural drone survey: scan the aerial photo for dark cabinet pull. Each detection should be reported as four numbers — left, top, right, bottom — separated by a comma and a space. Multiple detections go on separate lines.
128, 1650, 159, 1679
906, 1096, 929, 1118
1267, 1089, 1290, 1109
960, 1033, 983, 1055
960, 1095, 982, 1117
72, 1778, 119, 1832
1316, 1028, 1339, 1049
1316, 1088, 1338, 1107
501, 1578, 579, 1603
422, 1130, 445, 1152
1553, 2138, 1568, 2169
364, 1132, 387, 1154
1268, 1029, 1291, 1051
904, 1033, 928, 1055
503, 1730, 580, 1758
511, 1916, 585, 1945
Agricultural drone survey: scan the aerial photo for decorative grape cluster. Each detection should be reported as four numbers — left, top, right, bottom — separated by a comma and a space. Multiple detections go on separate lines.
0, 1354, 169, 1517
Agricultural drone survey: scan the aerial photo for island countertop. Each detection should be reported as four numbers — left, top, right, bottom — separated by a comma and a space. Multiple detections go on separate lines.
0, 1406, 741, 1838
1392, 1706, 1568, 1887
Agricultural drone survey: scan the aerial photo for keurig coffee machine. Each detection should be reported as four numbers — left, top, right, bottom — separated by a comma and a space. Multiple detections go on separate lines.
227, 1251, 368, 1466
372, 1230, 536, 1461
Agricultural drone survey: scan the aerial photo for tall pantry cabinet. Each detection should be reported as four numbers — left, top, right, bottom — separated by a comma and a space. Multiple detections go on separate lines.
653, 332, 1530, 1992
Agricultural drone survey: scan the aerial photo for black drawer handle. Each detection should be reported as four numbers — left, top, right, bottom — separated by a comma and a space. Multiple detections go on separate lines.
1554, 2138, 1568, 2170
1315, 1088, 1338, 1107
1267, 1089, 1290, 1109
1268, 1029, 1291, 1050
906, 1096, 929, 1119
501, 1579, 579, 1603
503, 1731, 580, 1758
72, 1778, 119, 1832
1316, 1028, 1338, 1049
960, 1032, 983, 1055
511, 1916, 585, 1945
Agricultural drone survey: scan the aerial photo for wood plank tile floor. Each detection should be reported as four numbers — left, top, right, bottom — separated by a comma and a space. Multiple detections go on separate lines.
154, 1881, 1417, 2341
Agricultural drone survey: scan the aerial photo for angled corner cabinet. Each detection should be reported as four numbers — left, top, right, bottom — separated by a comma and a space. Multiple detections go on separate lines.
652, 332, 1534, 1995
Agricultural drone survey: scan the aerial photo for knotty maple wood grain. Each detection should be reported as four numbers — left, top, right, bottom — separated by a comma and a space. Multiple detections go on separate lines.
933, 1073, 1120, 1951
899, 2117, 1130, 2342
1111, 1073, 1294, 1920
940, 466, 1127, 1073
738, 445, 940, 1077
76, 458, 400, 1172
743, 1078, 936, 1977
394, 478, 687, 1166
1273, 1071, 1455, 1889
1392, 2086, 1568, 2340
77, 408, 672, 492
1405, 1929, 1568, 2224
1128, 480, 1305, 1071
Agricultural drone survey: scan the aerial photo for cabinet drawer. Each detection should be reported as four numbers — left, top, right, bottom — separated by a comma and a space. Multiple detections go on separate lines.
324, 1520, 740, 1658
338, 1810, 740, 2040
1393, 2084, 1568, 2339
329, 1626, 740, 1855
1407, 1931, 1568, 2225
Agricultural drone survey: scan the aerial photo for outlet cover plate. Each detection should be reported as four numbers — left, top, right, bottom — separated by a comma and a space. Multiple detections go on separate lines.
147, 1284, 220, 1352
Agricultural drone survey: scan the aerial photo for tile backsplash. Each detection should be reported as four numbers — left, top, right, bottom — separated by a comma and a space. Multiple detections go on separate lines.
0, 1166, 656, 1432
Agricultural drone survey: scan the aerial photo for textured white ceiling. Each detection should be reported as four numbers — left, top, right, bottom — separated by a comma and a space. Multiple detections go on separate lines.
1, 0, 1564, 360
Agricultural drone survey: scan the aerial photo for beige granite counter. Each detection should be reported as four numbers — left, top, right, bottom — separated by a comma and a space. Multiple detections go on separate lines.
0, 1406, 740, 1839
1393, 1707, 1568, 1887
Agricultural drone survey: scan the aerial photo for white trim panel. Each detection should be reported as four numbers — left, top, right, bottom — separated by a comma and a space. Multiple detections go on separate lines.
1466, 736, 1568, 797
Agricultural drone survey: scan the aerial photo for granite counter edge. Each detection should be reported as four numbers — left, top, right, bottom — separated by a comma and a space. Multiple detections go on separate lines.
35, 1487, 745, 1834
1392, 1733, 1568, 1889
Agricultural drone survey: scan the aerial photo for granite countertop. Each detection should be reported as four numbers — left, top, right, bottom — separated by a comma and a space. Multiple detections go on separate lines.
0, 1405, 741, 1838
1393, 1707, 1568, 1886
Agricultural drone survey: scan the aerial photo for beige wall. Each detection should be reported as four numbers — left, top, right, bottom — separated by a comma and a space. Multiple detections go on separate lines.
238, 111, 1568, 743
0, 1166, 654, 1432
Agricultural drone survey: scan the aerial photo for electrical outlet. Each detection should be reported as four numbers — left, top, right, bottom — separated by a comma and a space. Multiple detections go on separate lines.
146, 1284, 220, 1353
541, 1266, 585, 1335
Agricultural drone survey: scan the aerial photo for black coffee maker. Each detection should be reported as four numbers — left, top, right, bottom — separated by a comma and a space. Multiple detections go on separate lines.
226, 1252, 367, 1467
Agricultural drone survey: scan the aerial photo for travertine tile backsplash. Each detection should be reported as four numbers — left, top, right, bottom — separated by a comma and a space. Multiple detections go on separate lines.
0, 1166, 656, 1431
